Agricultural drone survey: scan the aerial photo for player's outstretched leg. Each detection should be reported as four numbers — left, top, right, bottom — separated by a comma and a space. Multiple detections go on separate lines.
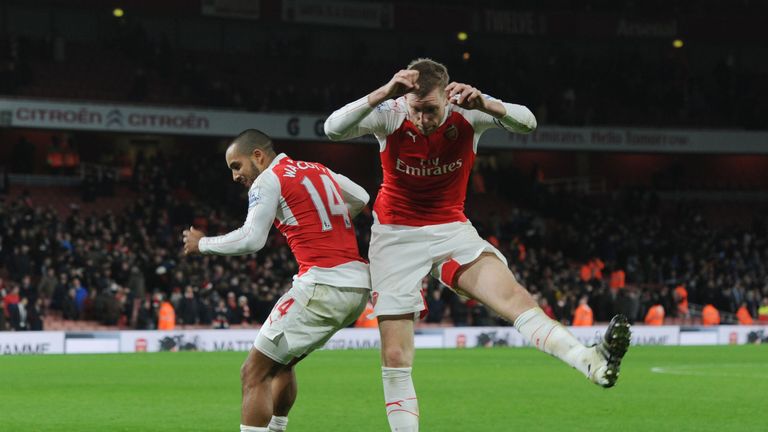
456, 254, 630, 387
379, 315, 419, 432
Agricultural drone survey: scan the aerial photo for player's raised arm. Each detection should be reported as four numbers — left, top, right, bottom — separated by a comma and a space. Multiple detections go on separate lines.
446, 81, 537, 134
328, 170, 369, 218
195, 173, 279, 256
324, 69, 418, 141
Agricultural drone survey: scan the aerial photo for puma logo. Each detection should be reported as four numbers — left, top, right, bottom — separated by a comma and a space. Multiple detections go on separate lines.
405, 131, 417, 142
444, 125, 458, 141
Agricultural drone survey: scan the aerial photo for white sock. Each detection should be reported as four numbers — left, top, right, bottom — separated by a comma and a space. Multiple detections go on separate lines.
268, 416, 288, 431
240, 425, 269, 432
382, 367, 419, 432
514, 307, 594, 377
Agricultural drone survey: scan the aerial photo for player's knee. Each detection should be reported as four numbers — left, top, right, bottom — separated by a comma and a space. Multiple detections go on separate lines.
381, 345, 412, 367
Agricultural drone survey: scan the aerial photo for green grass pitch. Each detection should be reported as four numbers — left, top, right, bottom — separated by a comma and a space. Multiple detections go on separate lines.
1, 345, 764, 431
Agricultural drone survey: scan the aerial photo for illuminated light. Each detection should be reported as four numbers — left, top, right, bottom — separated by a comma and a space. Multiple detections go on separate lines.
462, 52, 471, 61
457, 31, 468, 41
113, 8, 124, 18
672, 39, 684, 48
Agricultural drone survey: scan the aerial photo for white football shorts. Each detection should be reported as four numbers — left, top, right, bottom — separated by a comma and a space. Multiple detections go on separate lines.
254, 280, 369, 364
369, 220, 507, 318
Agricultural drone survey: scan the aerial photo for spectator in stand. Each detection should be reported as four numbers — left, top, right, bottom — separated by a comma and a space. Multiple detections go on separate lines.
212, 298, 230, 329
62, 287, 79, 320
102, 285, 122, 326
758, 298, 768, 323
539, 297, 555, 320
136, 298, 157, 330
237, 295, 251, 325
225, 291, 239, 324
644, 301, 665, 326
73, 278, 88, 318
702, 304, 721, 326
198, 294, 214, 326
426, 288, 446, 324
157, 296, 176, 330
50, 273, 69, 311
553, 295, 573, 324
37, 268, 57, 307
3, 284, 20, 318
572, 296, 594, 326
252, 286, 275, 324
674, 284, 689, 318
19, 275, 37, 305
736, 302, 753, 325
448, 293, 470, 327
609, 267, 626, 292
28, 297, 45, 331
8, 297, 28, 331
178, 286, 199, 326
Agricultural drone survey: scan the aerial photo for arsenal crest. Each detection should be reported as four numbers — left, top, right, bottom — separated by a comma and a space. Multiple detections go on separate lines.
444, 124, 458, 141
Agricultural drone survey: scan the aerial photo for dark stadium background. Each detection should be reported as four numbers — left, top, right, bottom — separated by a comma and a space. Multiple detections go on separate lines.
1, 0, 767, 333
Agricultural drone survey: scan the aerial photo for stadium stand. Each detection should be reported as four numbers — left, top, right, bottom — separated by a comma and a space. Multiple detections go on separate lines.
1, 149, 765, 331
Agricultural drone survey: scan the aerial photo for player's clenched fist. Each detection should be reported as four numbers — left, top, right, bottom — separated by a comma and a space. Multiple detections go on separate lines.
368, 70, 421, 107
182, 226, 204, 255
446, 81, 485, 111
384, 69, 420, 99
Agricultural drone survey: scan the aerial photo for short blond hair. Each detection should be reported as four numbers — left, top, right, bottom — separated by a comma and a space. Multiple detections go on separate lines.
407, 58, 449, 97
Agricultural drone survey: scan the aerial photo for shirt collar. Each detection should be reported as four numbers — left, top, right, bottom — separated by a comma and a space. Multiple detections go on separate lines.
267, 153, 288, 170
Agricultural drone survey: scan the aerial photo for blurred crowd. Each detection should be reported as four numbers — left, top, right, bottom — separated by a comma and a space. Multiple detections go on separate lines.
1, 8, 765, 131
2, 152, 767, 332
0, 151, 297, 331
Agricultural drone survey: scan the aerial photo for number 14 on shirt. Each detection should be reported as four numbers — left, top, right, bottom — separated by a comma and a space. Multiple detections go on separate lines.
300, 174, 352, 231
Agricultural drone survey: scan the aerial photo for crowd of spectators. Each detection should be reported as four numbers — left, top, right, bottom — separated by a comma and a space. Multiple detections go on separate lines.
1, 151, 766, 332
0, 149, 304, 331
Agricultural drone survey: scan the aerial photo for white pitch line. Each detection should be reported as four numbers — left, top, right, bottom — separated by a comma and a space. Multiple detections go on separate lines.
650, 363, 768, 379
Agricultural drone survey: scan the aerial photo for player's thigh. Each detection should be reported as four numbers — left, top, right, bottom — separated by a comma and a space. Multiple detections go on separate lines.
429, 222, 508, 289
455, 253, 536, 320
254, 290, 306, 365
369, 224, 432, 316
253, 281, 333, 364
303, 285, 371, 351
335, 287, 371, 329
257, 283, 371, 363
